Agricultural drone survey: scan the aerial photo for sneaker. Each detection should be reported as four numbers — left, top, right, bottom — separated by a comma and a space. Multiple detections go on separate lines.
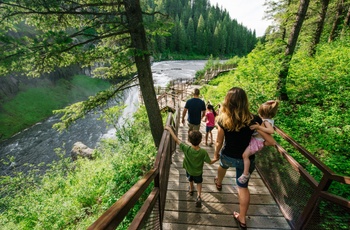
238, 173, 250, 184
195, 197, 202, 207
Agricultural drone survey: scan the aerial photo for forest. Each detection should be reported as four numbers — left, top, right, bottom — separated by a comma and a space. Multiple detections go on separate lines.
147, 0, 258, 58
0, 0, 349, 229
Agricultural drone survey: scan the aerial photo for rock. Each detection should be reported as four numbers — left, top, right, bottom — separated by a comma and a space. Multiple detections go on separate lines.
71, 142, 94, 161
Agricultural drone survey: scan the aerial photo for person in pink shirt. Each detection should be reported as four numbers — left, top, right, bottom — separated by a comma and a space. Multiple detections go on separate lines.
203, 104, 217, 146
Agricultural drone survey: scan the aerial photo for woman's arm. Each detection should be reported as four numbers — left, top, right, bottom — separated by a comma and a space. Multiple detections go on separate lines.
251, 121, 276, 146
251, 121, 274, 134
214, 126, 224, 160
257, 129, 276, 146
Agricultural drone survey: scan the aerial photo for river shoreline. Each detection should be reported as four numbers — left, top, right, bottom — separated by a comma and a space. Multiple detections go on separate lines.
0, 60, 207, 176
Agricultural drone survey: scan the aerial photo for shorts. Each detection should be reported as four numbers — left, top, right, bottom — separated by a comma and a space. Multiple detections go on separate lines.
249, 137, 264, 154
188, 123, 200, 132
206, 126, 214, 133
186, 171, 203, 183
219, 153, 255, 188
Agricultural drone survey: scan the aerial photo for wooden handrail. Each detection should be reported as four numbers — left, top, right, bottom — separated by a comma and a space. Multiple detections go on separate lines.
258, 126, 350, 229
88, 91, 181, 230
89, 83, 349, 230
87, 169, 158, 230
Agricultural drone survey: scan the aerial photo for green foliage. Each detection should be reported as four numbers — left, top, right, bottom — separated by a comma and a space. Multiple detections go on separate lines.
53, 78, 136, 132
151, 0, 258, 57
0, 75, 110, 140
0, 107, 156, 229
194, 55, 222, 80
202, 36, 350, 200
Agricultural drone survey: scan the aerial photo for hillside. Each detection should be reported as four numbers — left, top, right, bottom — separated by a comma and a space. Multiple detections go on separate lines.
0, 71, 111, 140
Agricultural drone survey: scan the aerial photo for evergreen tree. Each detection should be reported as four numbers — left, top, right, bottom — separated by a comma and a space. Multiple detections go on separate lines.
186, 17, 195, 53
0, 0, 167, 147
196, 14, 206, 54
147, 0, 258, 58
178, 20, 187, 53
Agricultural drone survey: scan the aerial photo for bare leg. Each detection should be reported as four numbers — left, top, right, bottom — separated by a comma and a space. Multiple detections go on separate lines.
195, 183, 202, 207
189, 181, 194, 192
216, 165, 227, 185
235, 187, 250, 225
242, 148, 251, 176
205, 132, 208, 145
196, 183, 202, 198
209, 131, 213, 144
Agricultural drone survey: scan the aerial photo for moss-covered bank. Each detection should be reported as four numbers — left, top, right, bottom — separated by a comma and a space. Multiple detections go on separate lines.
0, 75, 110, 140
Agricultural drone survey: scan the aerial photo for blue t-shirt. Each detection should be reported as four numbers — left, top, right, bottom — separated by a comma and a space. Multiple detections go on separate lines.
185, 98, 206, 125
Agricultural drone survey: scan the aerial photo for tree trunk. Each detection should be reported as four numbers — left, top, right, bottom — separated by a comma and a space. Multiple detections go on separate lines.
277, 0, 310, 101
124, 0, 164, 147
341, 5, 350, 36
281, 0, 292, 41
309, 0, 330, 56
328, 0, 345, 42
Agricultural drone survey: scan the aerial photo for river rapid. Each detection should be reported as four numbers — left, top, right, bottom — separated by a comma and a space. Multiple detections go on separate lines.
0, 60, 207, 176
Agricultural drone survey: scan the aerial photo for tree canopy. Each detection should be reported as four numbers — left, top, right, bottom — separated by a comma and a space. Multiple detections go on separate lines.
0, 0, 259, 146
0, 0, 167, 146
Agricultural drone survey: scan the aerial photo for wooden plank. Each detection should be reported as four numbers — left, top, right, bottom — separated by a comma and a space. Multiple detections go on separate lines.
165, 191, 278, 205
163, 212, 290, 229
164, 199, 284, 216
163, 90, 291, 229
163, 223, 238, 230
166, 181, 271, 195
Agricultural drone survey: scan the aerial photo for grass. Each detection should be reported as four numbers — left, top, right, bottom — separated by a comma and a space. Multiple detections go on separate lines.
0, 107, 157, 230
0, 75, 110, 140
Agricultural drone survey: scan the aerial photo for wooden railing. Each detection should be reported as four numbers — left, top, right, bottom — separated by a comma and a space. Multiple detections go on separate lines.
256, 126, 350, 229
203, 64, 236, 83
88, 97, 181, 230
88, 123, 349, 229
88, 82, 349, 229
139, 78, 193, 109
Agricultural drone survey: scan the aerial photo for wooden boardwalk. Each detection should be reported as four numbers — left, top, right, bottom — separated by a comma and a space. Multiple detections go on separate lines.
163, 106, 291, 229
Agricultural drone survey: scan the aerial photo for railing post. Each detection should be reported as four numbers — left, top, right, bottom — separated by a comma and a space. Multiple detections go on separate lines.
295, 175, 333, 229
154, 167, 163, 230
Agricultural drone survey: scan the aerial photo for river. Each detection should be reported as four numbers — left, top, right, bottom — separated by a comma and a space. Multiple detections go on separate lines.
0, 60, 207, 176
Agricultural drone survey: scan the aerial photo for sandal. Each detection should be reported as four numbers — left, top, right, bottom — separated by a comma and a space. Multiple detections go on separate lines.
214, 177, 222, 191
233, 211, 247, 230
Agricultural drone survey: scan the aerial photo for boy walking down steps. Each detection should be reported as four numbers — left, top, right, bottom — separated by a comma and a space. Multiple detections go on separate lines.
164, 126, 218, 207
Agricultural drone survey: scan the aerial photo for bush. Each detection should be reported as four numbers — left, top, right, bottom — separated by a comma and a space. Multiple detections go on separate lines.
201, 37, 350, 199
0, 106, 157, 229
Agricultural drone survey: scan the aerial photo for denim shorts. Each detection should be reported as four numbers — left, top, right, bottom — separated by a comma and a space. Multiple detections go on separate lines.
186, 171, 203, 184
219, 153, 255, 188
206, 126, 214, 133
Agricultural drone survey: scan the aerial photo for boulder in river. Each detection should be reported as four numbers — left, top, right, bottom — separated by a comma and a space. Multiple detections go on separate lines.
71, 142, 94, 161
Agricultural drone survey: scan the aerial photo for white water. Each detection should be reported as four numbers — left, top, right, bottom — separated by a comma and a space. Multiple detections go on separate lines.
101, 60, 207, 139
0, 60, 207, 175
